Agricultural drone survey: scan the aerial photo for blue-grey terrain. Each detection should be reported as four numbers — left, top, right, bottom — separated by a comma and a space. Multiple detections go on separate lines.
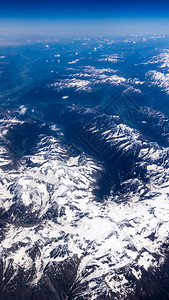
0, 35, 169, 299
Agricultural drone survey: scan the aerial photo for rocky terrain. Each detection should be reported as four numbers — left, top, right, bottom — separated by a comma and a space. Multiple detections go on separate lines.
0, 104, 169, 299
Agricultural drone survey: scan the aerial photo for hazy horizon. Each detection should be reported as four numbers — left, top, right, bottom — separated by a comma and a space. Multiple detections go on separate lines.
0, 0, 169, 39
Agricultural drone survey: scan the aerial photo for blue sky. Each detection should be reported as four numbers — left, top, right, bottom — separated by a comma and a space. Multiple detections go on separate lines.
1, 0, 169, 18
0, 0, 169, 37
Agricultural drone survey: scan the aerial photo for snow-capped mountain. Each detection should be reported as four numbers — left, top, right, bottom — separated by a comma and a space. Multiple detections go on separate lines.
0, 103, 169, 300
